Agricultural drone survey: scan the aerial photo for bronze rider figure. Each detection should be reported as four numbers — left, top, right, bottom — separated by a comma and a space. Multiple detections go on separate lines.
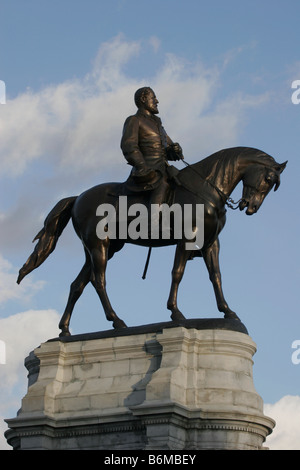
121, 87, 184, 206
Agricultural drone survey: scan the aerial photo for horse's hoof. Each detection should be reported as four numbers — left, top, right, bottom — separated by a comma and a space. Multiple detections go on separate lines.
112, 318, 127, 329
224, 311, 240, 321
170, 310, 186, 322
59, 328, 71, 337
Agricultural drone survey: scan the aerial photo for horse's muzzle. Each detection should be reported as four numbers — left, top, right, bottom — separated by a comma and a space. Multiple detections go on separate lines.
245, 206, 257, 215
239, 198, 257, 215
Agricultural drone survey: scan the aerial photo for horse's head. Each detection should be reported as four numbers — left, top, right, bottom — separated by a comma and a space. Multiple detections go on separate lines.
239, 160, 287, 215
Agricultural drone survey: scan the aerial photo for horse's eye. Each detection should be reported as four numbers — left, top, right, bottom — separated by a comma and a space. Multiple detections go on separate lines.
265, 174, 274, 185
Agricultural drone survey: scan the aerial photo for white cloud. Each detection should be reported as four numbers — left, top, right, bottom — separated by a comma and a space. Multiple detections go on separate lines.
0, 35, 140, 178
0, 309, 60, 387
0, 309, 60, 449
0, 253, 44, 305
264, 396, 300, 450
148, 36, 161, 53
0, 35, 270, 181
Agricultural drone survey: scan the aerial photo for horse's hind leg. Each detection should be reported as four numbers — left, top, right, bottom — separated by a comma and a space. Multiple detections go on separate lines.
90, 239, 127, 329
59, 250, 91, 336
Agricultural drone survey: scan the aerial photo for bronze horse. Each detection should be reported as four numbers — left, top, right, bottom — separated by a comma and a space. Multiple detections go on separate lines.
17, 147, 286, 336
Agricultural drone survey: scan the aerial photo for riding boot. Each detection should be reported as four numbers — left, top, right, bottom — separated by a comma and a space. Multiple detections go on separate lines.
149, 179, 169, 237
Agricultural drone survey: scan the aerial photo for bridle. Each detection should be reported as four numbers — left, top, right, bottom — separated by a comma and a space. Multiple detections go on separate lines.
181, 159, 243, 210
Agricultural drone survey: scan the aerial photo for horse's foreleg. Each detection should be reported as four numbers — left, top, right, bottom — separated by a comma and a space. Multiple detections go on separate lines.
59, 251, 92, 336
202, 238, 240, 320
167, 242, 189, 322
91, 239, 127, 329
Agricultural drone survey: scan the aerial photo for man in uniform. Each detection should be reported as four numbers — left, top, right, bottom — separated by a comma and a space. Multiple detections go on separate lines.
121, 87, 184, 206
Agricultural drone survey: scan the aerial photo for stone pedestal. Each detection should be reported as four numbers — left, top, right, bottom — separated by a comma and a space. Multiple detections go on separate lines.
5, 319, 275, 450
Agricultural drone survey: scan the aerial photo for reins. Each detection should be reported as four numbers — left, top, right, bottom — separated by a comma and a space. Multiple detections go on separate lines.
181, 159, 243, 210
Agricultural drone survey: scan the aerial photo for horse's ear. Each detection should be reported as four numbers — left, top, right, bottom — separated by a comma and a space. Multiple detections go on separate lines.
277, 161, 287, 173
274, 161, 287, 191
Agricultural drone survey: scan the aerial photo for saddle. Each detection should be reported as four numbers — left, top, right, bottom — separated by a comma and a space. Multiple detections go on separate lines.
110, 165, 181, 204
125, 167, 162, 193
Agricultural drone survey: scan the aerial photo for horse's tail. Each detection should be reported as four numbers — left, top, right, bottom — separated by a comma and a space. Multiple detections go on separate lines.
17, 196, 77, 284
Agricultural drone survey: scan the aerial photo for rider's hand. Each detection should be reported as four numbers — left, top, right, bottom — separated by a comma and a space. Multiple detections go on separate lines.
172, 143, 184, 160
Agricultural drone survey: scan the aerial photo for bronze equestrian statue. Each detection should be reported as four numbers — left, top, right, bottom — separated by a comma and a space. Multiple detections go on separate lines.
17, 89, 287, 337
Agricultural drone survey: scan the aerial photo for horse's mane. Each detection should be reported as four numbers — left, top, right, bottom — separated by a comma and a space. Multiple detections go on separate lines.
179, 146, 277, 185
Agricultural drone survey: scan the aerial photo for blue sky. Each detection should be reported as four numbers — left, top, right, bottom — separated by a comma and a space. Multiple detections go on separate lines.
0, 0, 299, 449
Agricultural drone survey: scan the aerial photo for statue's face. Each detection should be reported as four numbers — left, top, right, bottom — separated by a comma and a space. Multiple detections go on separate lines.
142, 90, 159, 114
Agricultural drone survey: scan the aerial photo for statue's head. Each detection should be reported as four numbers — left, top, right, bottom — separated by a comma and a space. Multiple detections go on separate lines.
134, 87, 159, 114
